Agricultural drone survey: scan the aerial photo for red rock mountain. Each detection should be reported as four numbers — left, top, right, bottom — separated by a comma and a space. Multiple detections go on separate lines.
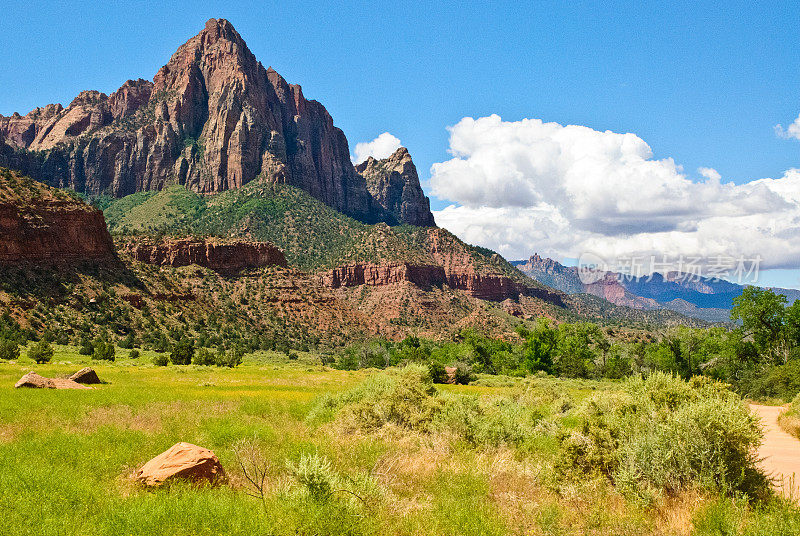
0, 19, 434, 227
0, 167, 115, 264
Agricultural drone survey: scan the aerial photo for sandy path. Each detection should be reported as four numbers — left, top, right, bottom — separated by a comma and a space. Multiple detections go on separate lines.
750, 404, 800, 499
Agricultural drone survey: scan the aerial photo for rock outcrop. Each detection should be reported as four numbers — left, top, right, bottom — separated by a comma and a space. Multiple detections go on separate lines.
68, 367, 102, 384
15, 371, 92, 389
322, 262, 446, 289
320, 229, 566, 306
356, 148, 435, 227
0, 19, 433, 226
135, 442, 225, 487
0, 167, 116, 265
125, 237, 286, 273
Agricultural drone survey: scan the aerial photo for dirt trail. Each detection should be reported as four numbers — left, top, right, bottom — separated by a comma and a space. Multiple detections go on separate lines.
750, 404, 800, 499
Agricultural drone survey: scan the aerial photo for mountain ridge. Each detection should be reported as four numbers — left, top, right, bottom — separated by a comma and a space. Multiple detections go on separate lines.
0, 18, 434, 227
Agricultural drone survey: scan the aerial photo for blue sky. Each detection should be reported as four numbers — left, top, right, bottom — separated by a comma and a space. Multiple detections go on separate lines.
2, 1, 800, 286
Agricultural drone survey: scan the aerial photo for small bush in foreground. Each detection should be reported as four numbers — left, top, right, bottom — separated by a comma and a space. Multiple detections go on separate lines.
129, 349, 140, 359
558, 372, 769, 503
27, 340, 54, 364
152, 353, 168, 366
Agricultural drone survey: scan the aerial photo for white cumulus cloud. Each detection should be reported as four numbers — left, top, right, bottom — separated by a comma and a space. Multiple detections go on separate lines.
352, 132, 402, 164
775, 114, 800, 141
429, 115, 800, 272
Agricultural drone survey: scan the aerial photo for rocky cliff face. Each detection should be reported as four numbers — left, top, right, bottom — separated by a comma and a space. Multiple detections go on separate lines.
0, 168, 116, 264
124, 237, 286, 273
322, 263, 446, 289
0, 19, 432, 226
356, 148, 435, 226
319, 229, 565, 305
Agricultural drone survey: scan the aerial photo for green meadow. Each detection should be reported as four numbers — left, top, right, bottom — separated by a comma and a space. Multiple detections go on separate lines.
1, 347, 799, 536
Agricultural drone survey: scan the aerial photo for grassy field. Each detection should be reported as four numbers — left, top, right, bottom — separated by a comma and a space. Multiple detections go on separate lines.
1, 347, 799, 536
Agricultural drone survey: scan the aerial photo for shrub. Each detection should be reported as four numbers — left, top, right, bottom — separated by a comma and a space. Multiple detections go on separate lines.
428, 361, 446, 383
287, 453, 336, 502
152, 353, 168, 366
129, 349, 140, 359
288, 351, 299, 361
453, 362, 475, 385
119, 332, 135, 349
310, 364, 542, 446
193, 347, 216, 366
28, 340, 54, 364
78, 337, 94, 356
216, 347, 244, 368
557, 372, 770, 502
616, 395, 768, 501
170, 338, 194, 365
0, 338, 20, 361
92, 340, 116, 361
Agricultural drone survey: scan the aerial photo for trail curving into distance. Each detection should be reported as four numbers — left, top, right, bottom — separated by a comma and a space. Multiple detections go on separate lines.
750, 404, 800, 499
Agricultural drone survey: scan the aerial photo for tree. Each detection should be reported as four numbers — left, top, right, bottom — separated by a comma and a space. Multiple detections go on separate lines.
553, 323, 601, 378
0, 338, 20, 361
170, 338, 195, 365
518, 318, 557, 374
28, 340, 54, 364
730, 287, 786, 361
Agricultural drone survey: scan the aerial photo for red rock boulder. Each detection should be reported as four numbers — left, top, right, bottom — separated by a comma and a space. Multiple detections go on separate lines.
135, 442, 225, 487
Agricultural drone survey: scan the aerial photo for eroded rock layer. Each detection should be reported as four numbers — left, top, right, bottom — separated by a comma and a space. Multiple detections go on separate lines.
124, 237, 286, 273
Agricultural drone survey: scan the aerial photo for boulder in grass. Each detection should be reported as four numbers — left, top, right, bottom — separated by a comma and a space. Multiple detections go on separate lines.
68, 367, 101, 384
14, 371, 91, 389
134, 442, 225, 487
15, 371, 55, 389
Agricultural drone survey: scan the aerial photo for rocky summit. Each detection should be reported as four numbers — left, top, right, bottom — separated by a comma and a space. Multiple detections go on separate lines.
357, 147, 436, 226
0, 19, 434, 227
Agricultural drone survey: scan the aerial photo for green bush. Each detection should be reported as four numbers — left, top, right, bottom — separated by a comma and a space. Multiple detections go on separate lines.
152, 353, 169, 366
170, 338, 195, 365
453, 362, 475, 385
129, 349, 140, 359
616, 395, 768, 501
309, 364, 543, 446
288, 351, 299, 361
92, 340, 116, 361
428, 361, 446, 383
0, 338, 20, 361
78, 337, 94, 356
193, 348, 216, 366
215, 347, 244, 368
27, 340, 54, 364
558, 372, 769, 502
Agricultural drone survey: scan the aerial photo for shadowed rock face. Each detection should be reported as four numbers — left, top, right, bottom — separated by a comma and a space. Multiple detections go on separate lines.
356, 147, 435, 227
0, 19, 433, 226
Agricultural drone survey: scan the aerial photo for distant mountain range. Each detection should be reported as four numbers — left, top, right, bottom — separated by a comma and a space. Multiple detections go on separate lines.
512, 253, 800, 323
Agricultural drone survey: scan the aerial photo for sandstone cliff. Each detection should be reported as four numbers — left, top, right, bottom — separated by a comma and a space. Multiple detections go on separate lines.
0, 19, 433, 226
124, 237, 286, 273
356, 148, 435, 227
0, 167, 116, 264
319, 228, 565, 306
